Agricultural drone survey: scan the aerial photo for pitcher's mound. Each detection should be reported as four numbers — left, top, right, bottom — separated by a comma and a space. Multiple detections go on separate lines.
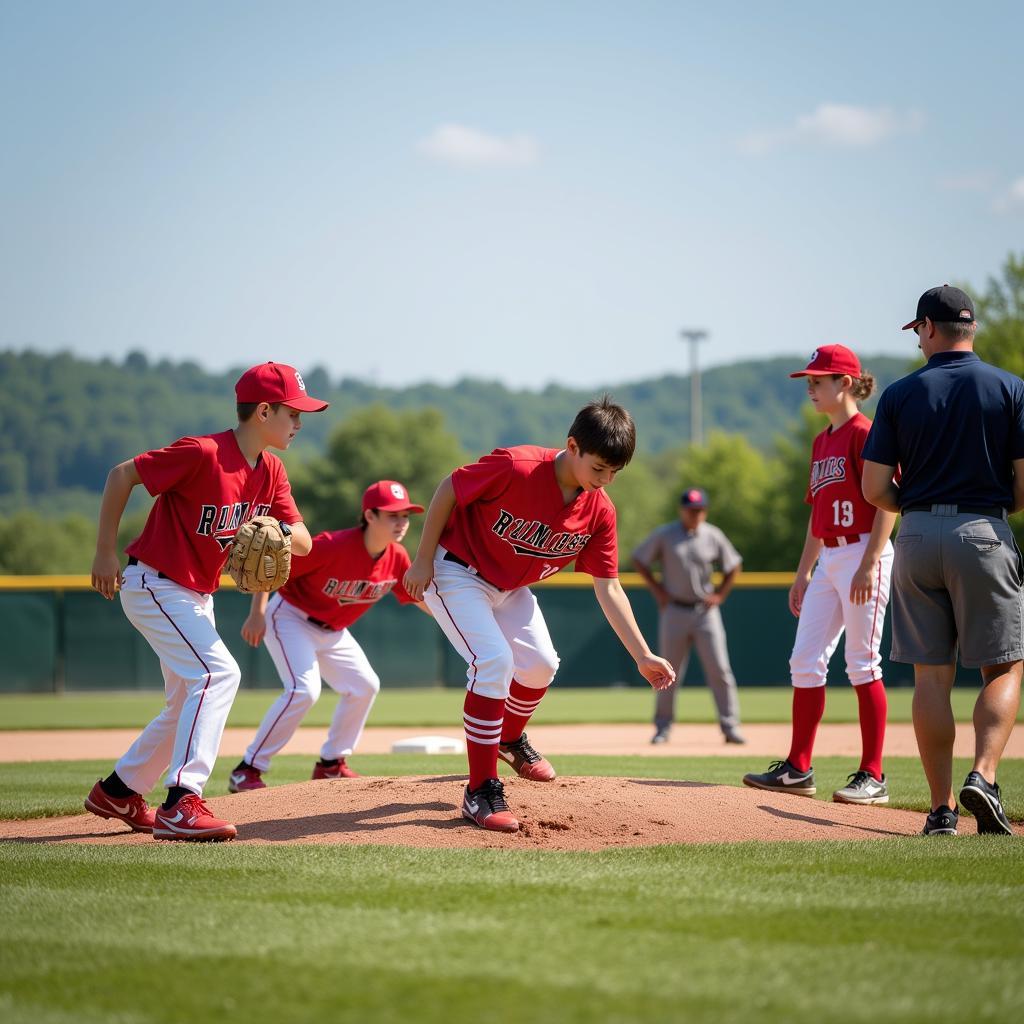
1, 775, 989, 849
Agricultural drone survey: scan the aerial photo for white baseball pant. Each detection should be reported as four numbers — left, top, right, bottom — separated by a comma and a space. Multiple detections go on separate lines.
790, 538, 894, 688
115, 561, 241, 796
243, 594, 381, 770
424, 548, 559, 700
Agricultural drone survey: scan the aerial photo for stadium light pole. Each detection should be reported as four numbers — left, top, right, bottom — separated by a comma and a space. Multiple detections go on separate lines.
680, 329, 708, 446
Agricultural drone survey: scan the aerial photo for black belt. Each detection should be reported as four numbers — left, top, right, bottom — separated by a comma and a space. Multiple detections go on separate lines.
307, 616, 335, 631
903, 504, 1006, 519
443, 550, 505, 591
127, 556, 167, 579
671, 599, 702, 609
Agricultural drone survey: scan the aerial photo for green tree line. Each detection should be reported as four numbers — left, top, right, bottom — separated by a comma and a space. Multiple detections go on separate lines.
2, 254, 1021, 574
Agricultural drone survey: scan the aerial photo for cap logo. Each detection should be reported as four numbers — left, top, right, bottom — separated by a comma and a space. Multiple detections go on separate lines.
390, 484, 405, 500
959, 309, 971, 319
688, 490, 701, 502
294, 371, 306, 391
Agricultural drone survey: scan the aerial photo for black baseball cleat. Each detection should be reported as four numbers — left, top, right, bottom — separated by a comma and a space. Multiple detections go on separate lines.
742, 759, 816, 797
462, 778, 519, 833
921, 805, 959, 836
959, 772, 1013, 836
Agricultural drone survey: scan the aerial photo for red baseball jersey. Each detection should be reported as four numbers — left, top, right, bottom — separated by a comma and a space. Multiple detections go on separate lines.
278, 527, 416, 630
126, 430, 300, 593
440, 445, 618, 589
805, 412, 879, 539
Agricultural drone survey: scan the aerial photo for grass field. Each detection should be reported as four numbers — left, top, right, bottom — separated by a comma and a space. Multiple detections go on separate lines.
3, 685, 1021, 730
2, 840, 1022, 1024
2, 688, 1022, 1024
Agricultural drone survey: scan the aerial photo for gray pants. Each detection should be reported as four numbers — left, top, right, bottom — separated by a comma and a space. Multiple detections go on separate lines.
654, 603, 741, 733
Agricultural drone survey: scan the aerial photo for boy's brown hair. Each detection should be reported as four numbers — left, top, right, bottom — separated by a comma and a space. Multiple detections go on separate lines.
568, 395, 636, 468
236, 402, 282, 423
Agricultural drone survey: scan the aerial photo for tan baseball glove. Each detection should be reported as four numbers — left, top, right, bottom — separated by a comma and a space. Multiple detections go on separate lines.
226, 517, 292, 593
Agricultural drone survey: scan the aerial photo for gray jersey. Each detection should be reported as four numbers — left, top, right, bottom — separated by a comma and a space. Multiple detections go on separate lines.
632, 521, 742, 603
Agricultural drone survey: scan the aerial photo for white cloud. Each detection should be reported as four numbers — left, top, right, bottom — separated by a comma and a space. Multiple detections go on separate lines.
739, 103, 924, 155
417, 123, 539, 167
993, 176, 1024, 214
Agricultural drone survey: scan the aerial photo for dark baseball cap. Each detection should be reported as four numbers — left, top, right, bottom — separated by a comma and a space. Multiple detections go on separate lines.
680, 488, 708, 509
902, 285, 975, 331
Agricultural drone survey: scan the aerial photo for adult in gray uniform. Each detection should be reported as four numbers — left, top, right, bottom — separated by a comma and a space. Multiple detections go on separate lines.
633, 488, 745, 745
862, 284, 1024, 836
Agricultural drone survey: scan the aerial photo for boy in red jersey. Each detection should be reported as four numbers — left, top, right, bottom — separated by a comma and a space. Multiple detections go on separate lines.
227, 480, 428, 791
743, 345, 897, 804
85, 362, 327, 841
404, 397, 675, 833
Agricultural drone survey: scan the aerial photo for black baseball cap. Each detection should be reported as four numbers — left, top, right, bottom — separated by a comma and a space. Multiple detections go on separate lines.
680, 488, 708, 509
902, 285, 975, 331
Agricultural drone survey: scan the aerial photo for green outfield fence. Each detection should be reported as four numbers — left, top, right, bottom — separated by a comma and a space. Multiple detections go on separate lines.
0, 572, 945, 693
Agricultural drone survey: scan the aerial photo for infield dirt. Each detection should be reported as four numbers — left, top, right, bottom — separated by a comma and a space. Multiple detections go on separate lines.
4, 774, 1019, 849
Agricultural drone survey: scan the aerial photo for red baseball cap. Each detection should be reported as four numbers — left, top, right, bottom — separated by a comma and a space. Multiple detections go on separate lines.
789, 344, 862, 378
235, 362, 329, 411
362, 480, 424, 514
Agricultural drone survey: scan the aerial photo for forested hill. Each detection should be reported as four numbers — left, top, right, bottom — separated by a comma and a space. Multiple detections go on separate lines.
0, 348, 911, 504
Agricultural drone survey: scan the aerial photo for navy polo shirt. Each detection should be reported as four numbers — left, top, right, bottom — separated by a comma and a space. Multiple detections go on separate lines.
862, 351, 1024, 510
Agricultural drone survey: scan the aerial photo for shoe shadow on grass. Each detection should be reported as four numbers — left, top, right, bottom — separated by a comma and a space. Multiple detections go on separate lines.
4, 824, 149, 843
757, 804, 908, 837
239, 800, 463, 841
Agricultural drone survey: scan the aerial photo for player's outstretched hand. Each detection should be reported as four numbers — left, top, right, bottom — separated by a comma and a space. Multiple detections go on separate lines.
849, 562, 876, 606
403, 558, 434, 603
788, 576, 810, 617
241, 609, 267, 648
91, 550, 123, 601
637, 654, 675, 691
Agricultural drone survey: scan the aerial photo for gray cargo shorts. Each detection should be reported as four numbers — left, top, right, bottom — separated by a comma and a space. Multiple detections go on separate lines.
890, 507, 1024, 667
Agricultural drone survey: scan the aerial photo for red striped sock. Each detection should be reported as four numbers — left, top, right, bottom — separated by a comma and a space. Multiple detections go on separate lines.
463, 691, 504, 790
501, 680, 548, 743
855, 679, 887, 780
787, 686, 826, 773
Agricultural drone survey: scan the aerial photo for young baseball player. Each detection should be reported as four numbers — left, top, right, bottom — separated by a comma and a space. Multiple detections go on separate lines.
228, 480, 428, 791
403, 397, 675, 833
85, 362, 327, 841
743, 345, 897, 804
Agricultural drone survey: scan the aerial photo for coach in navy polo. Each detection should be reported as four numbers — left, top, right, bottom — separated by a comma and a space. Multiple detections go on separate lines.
861, 284, 1024, 837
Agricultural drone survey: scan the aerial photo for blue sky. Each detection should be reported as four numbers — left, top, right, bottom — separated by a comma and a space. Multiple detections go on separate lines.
2, 1, 1022, 388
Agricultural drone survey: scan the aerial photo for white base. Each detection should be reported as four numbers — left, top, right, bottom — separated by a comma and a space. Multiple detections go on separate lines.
391, 735, 466, 755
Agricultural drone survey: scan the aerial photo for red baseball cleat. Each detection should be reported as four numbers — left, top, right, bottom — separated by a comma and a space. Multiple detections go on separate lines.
462, 778, 520, 833
84, 780, 156, 833
498, 733, 556, 782
312, 758, 360, 780
228, 765, 266, 793
153, 794, 237, 842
